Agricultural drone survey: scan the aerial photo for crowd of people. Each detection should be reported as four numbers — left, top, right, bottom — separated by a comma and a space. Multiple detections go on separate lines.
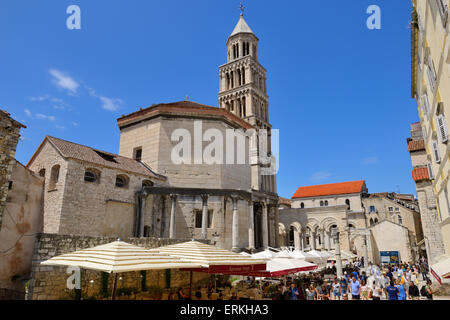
167, 257, 438, 301
271, 257, 437, 300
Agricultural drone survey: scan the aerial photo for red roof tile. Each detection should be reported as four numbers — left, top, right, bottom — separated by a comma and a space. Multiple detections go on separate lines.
292, 180, 366, 199
117, 101, 253, 130
412, 167, 430, 182
408, 139, 425, 152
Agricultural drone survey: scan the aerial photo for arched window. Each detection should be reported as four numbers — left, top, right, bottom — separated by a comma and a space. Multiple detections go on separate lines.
242, 97, 246, 117
374, 218, 379, 224
324, 200, 329, 206
398, 215, 403, 225
84, 168, 100, 183
345, 199, 351, 209
115, 175, 129, 188
370, 218, 374, 226
142, 180, 154, 189
242, 67, 246, 85
39, 168, 46, 178
237, 69, 241, 86
320, 201, 324, 207
49, 165, 60, 190
300, 202, 305, 208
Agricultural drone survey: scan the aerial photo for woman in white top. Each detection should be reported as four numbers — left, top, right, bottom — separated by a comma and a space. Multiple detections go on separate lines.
370, 281, 382, 300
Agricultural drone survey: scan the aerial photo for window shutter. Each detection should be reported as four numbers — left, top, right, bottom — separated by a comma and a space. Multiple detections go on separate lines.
433, 140, 441, 163
421, 94, 430, 115
437, 114, 449, 143
427, 162, 434, 180
422, 125, 428, 140
427, 55, 437, 91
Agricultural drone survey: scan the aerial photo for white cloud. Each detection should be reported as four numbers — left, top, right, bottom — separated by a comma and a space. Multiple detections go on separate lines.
99, 95, 123, 111
72, 122, 78, 127
363, 157, 378, 165
24, 109, 32, 118
310, 171, 332, 182
29, 94, 50, 102
35, 113, 56, 122
55, 125, 65, 130
49, 69, 79, 94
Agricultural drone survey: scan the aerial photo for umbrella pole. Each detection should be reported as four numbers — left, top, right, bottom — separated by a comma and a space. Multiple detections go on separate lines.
189, 270, 193, 299
112, 273, 118, 300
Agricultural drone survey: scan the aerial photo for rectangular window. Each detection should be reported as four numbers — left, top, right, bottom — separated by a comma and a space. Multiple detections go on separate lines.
427, 162, 435, 179
134, 147, 142, 161
421, 94, 430, 116
8, 181, 12, 190
395, 207, 399, 212
427, 55, 437, 91
437, 114, 449, 143
388, 207, 393, 212
194, 209, 213, 228
369, 206, 376, 213
437, 0, 449, 27
432, 140, 441, 163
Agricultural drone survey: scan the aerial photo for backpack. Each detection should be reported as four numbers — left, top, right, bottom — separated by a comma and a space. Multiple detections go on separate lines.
420, 285, 427, 297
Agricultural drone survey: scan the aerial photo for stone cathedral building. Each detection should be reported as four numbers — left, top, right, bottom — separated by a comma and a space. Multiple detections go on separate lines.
24, 13, 279, 252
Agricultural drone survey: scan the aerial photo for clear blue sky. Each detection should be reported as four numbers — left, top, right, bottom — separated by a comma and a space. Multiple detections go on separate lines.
0, 0, 418, 199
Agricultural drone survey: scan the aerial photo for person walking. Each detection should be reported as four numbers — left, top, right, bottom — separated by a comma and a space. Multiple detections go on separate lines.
305, 284, 317, 300
385, 281, 399, 301
289, 283, 300, 300
340, 276, 348, 300
349, 276, 361, 300
420, 261, 428, 281
370, 280, 382, 300
424, 279, 436, 300
395, 279, 407, 300
332, 278, 341, 300
360, 280, 369, 300
407, 280, 420, 300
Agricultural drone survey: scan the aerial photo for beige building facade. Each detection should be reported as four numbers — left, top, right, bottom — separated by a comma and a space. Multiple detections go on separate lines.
411, 0, 450, 282
279, 181, 424, 264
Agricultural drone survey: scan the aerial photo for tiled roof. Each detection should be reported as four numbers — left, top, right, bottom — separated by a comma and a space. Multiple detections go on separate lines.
412, 167, 430, 182
408, 139, 425, 152
278, 197, 291, 206
117, 101, 253, 130
28, 136, 166, 180
230, 15, 255, 38
292, 180, 366, 199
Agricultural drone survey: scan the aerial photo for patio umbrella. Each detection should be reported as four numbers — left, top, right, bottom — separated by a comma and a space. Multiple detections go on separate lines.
288, 250, 316, 261
251, 249, 278, 259
150, 241, 267, 297
41, 240, 203, 299
231, 258, 317, 277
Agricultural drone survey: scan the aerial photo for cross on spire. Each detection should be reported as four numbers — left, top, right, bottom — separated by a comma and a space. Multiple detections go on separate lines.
239, 2, 245, 16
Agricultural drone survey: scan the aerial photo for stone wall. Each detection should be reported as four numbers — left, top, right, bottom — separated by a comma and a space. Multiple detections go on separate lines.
0, 110, 24, 230
0, 161, 44, 295
28, 233, 213, 300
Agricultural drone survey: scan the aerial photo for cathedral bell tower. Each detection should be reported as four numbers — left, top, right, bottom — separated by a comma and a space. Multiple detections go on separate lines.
219, 11, 276, 194
218, 12, 269, 130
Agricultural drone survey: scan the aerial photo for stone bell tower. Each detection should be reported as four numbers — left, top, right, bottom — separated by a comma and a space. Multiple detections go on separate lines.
218, 11, 276, 194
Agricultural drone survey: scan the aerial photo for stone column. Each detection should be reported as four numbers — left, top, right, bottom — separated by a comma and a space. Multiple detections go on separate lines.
169, 194, 177, 239
274, 206, 280, 248
311, 232, 316, 250
334, 231, 343, 278
326, 231, 331, 251
320, 229, 325, 250
248, 200, 255, 251
301, 229, 306, 251
201, 194, 209, 240
262, 203, 269, 249
363, 233, 369, 269
294, 230, 300, 250
231, 196, 239, 252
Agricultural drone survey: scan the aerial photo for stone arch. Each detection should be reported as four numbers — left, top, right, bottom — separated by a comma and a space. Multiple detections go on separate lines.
319, 217, 339, 232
